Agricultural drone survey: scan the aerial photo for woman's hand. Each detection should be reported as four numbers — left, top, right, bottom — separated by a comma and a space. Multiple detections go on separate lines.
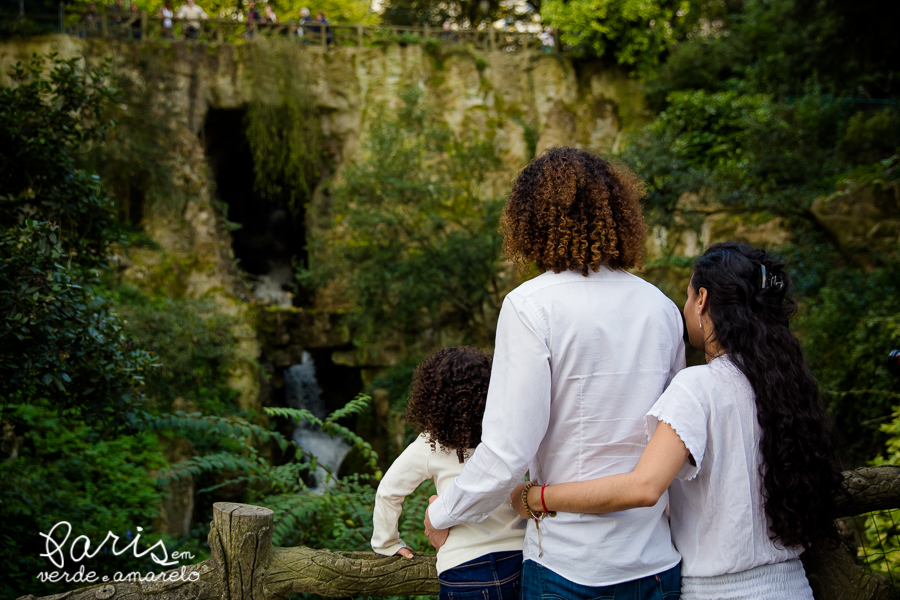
424, 495, 450, 551
395, 547, 414, 559
510, 482, 531, 519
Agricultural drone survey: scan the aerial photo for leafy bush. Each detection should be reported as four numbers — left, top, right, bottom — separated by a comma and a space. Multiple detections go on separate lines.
0, 404, 167, 599
625, 90, 851, 221
644, 0, 900, 100
0, 222, 156, 421
621, 0, 900, 468
114, 286, 240, 415
540, 0, 703, 75
0, 55, 120, 271
300, 88, 505, 348
799, 265, 900, 462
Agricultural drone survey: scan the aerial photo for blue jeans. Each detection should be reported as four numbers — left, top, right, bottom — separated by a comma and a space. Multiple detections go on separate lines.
439, 550, 523, 600
520, 560, 680, 600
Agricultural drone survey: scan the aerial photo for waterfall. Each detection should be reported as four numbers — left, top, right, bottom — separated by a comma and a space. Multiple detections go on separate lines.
284, 351, 351, 494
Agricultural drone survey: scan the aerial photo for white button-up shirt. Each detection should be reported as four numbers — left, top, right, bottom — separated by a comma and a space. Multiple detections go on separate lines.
427, 267, 685, 586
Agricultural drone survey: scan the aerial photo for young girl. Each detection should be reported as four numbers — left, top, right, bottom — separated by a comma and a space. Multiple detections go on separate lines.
513, 243, 842, 599
372, 347, 526, 600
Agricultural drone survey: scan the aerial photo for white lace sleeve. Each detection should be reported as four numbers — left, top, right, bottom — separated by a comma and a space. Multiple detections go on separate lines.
646, 379, 709, 481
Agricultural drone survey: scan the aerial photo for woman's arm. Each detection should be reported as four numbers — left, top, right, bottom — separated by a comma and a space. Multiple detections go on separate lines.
511, 422, 690, 517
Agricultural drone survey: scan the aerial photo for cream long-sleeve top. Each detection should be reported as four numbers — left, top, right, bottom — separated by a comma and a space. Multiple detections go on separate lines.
427, 267, 686, 586
371, 434, 525, 574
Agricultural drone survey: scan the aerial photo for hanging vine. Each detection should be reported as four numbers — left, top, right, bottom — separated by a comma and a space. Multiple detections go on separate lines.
244, 40, 324, 219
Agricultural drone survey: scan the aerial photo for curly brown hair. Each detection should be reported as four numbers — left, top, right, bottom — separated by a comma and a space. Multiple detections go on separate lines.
406, 347, 492, 463
502, 147, 647, 275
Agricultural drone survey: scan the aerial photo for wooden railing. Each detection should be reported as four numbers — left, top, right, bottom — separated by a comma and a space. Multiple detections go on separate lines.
9, 9, 558, 52
14, 466, 900, 600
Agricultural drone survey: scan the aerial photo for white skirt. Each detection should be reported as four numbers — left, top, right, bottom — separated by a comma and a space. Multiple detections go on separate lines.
681, 559, 814, 600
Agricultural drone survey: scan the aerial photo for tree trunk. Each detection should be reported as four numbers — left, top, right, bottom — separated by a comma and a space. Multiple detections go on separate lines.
837, 466, 900, 516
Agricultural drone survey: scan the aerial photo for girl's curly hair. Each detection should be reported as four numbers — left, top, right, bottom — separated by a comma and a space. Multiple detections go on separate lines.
502, 147, 647, 275
692, 242, 843, 548
406, 347, 492, 463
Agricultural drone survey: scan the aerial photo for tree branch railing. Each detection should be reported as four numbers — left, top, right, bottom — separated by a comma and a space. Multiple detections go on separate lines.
15, 466, 900, 600
7, 9, 556, 52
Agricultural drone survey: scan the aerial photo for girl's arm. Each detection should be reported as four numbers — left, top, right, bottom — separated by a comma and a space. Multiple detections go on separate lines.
372, 436, 433, 558
511, 422, 690, 516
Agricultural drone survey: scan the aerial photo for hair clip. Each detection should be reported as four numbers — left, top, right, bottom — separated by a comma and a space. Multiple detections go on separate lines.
760, 264, 785, 291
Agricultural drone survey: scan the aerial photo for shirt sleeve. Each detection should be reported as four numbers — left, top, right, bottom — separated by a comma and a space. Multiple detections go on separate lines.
645, 377, 709, 481
371, 435, 433, 556
428, 292, 550, 529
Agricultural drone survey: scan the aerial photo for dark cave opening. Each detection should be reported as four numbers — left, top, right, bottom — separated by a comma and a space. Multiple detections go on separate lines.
202, 107, 308, 306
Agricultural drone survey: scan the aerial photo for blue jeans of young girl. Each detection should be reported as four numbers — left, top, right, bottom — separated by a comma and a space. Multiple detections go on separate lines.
438, 550, 523, 600
520, 559, 680, 600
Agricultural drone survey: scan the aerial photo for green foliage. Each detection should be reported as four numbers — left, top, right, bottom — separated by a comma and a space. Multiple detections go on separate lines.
0, 222, 156, 420
301, 88, 505, 347
540, 0, 699, 74
646, 0, 900, 102
799, 264, 900, 461
86, 45, 184, 222
114, 286, 240, 414
0, 404, 167, 598
142, 395, 393, 556
268, 396, 380, 471
0, 56, 156, 422
244, 41, 324, 218
0, 54, 120, 270
624, 0, 900, 467
854, 407, 900, 578
381, 0, 509, 28
626, 90, 853, 221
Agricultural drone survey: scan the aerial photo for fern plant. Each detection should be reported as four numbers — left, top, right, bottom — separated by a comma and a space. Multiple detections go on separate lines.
135, 395, 389, 546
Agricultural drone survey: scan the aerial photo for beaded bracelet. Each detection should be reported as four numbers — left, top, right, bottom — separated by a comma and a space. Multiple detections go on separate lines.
521, 481, 540, 520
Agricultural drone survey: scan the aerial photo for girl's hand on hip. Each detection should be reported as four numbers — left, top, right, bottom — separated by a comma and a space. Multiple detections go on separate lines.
424, 495, 450, 551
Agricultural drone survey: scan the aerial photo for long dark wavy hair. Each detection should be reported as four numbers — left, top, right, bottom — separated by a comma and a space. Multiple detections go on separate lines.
691, 242, 842, 548
406, 347, 492, 463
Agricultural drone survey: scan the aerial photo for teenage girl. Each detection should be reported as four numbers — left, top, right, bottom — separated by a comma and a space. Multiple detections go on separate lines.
513, 243, 842, 599
372, 347, 526, 600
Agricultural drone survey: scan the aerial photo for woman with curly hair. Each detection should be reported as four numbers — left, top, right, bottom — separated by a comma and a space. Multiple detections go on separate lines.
371, 346, 526, 600
426, 147, 685, 598
512, 242, 842, 599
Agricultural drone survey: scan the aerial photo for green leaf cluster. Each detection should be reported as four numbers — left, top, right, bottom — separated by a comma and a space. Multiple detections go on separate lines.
541, 0, 698, 74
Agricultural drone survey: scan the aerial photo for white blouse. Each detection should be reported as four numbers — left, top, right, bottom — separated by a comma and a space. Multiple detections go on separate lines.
646, 356, 807, 579
428, 267, 686, 586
